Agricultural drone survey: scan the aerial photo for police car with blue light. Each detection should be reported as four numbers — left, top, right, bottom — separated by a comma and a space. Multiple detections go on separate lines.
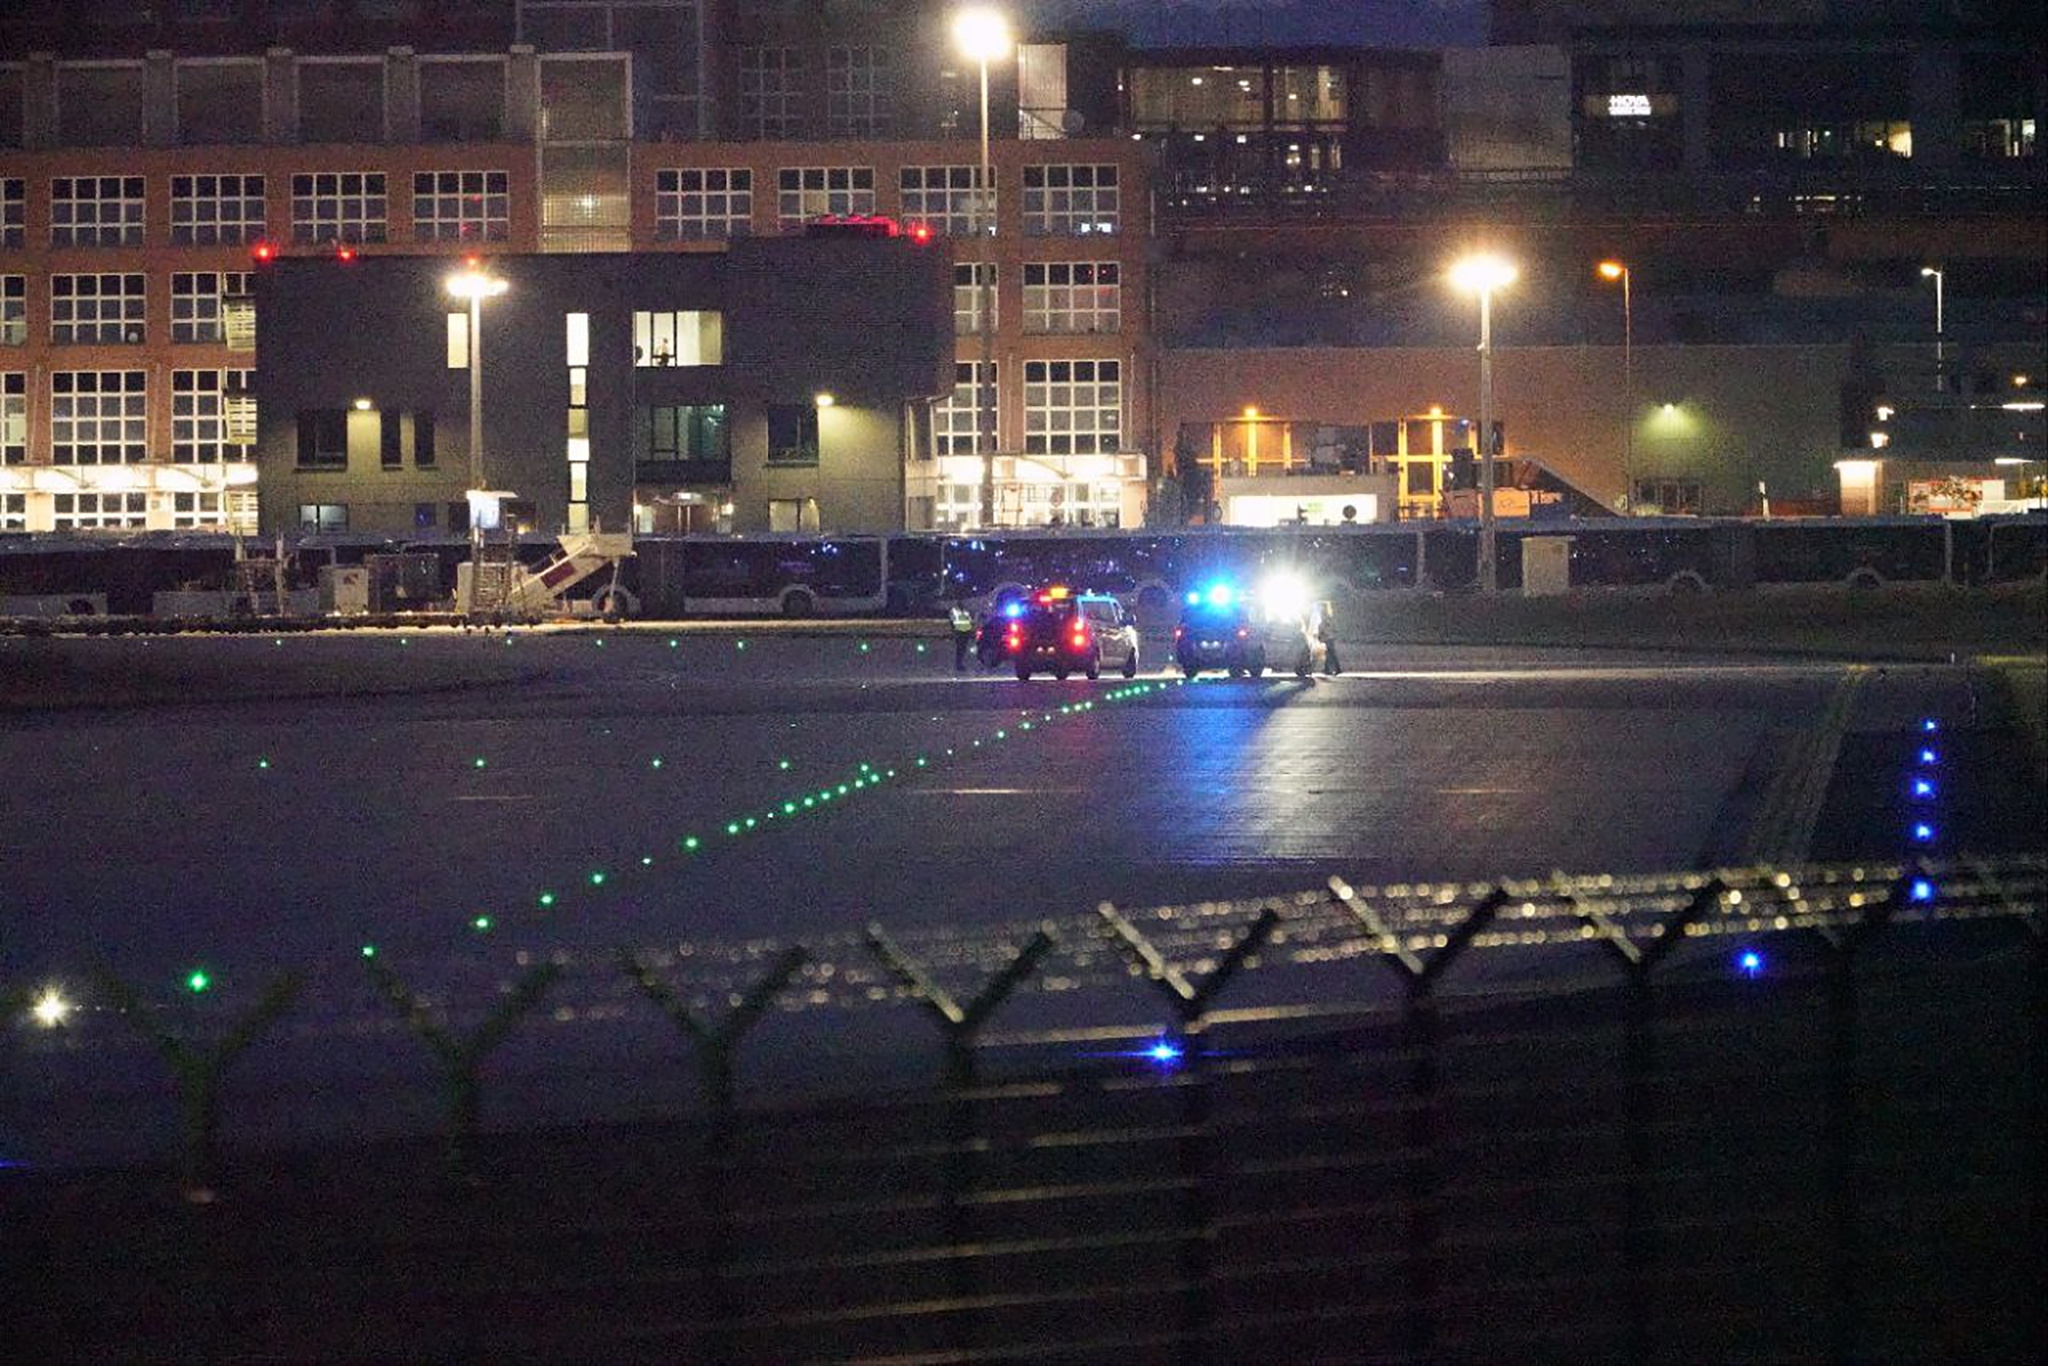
1006, 585, 1140, 681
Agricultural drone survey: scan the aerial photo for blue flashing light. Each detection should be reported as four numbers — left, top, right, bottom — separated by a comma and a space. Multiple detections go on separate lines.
1146, 1039, 1184, 1066
1918, 748, 1938, 765
1909, 878, 1935, 903
1912, 778, 1936, 798
1205, 583, 1234, 607
1184, 590, 1200, 605
1912, 822, 1935, 842
1003, 602, 1024, 618
1736, 949, 1764, 978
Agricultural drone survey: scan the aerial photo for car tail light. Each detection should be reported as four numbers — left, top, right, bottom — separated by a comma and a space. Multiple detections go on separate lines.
1071, 628, 1088, 649
1173, 626, 1184, 639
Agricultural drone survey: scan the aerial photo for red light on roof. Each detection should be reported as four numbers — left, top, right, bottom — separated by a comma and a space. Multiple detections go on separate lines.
908, 222, 935, 245
335, 245, 357, 263
465, 255, 481, 268
250, 240, 276, 263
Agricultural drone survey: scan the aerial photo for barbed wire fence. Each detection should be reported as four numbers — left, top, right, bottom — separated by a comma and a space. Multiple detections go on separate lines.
11, 854, 2046, 1362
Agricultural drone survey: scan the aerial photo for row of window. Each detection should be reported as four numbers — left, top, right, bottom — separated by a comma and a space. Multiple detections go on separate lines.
952, 261, 1123, 335
0, 166, 1123, 252
3, 272, 250, 346
0, 172, 510, 248
738, 46, 892, 140
2, 369, 252, 465
933, 359, 1124, 457
654, 164, 1121, 239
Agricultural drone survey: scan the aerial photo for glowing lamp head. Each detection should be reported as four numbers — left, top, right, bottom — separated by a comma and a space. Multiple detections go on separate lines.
30, 988, 73, 1028
1920, 266, 1940, 278
952, 6, 1013, 63
1597, 260, 1626, 281
445, 269, 508, 301
1449, 253, 1519, 295
814, 392, 835, 408
1243, 405, 1260, 420
352, 397, 372, 411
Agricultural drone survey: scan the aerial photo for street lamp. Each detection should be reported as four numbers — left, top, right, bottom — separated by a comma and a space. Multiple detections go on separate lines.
1450, 252, 1518, 592
446, 263, 508, 576
953, 6, 1010, 528
1920, 265, 1944, 392
1598, 259, 1634, 511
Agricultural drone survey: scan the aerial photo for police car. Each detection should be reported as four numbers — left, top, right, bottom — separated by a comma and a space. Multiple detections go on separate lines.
1173, 583, 1268, 678
1007, 586, 1140, 681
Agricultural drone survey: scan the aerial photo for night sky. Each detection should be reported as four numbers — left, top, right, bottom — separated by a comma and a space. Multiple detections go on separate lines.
1018, 0, 1491, 47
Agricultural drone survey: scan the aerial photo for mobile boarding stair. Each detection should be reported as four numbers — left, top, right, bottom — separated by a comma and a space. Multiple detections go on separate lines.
455, 532, 635, 620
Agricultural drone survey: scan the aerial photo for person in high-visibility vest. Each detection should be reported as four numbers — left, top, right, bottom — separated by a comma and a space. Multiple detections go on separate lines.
1313, 599, 1342, 676
948, 604, 975, 671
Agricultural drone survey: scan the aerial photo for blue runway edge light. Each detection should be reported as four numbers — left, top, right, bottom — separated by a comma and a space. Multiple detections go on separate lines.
1736, 949, 1764, 978
1912, 778, 1936, 798
1909, 878, 1935, 903
1921, 718, 1939, 733
1912, 822, 1935, 842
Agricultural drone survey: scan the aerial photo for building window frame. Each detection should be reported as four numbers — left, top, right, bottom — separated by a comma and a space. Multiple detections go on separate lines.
172, 368, 254, 463
54, 491, 149, 529
934, 361, 996, 456
765, 404, 820, 466
170, 271, 250, 345
1, 179, 23, 249
776, 166, 875, 229
297, 502, 349, 532
51, 274, 147, 345
1024, 357, 1122, 456
632, 310, 723, 367
953, 263, 996, 335
170, 173, 267, 245
739, 47, 800, 140
1, 275, 24, 346
290, 171, 388, 245
295, 408, 349, 471
411, 169, 510, 242
2, 372, 26, 465
1022, 163, 1120, 237
826, 45, 890, 138
51, 175, 146, 247
656, 168, 753, 240
52, 370, 149, 465
901, 165, 992, 237
1023, 261, 1121, 334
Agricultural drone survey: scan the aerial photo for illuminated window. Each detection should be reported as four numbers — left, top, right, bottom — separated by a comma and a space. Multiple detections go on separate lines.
51, 175, 145, 246
2, 372, 25, 464
298, 502, 349, 532
446, 313, 469, 369
171, 174, 266, 245
52, 275, 146, 344
1022, 164, 1119, 236
656, 168, 752, 239
641, 404, 728, 462
1025, 359, 1120, 455
776, 167, 875, 228
901, 165, 992, 237
290, 171, 387, 244
632, 310, 722, 367
172, 368, 254, 463
1023, 261, 1119, 334
412, 170, 509, 242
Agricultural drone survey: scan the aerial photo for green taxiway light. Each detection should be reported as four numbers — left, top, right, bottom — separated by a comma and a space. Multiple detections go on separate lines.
744, 817, 757, 829
361, 944, 377, 958
859, 642, 871, 653
186, 969, 211, 993
783, 801, 798, 814
803, 796, 816, 807
473, 757, 487, 768
650, 757, 664, 768
257, 758, 270, 769
589, 871, 606, 886
539, 892, 556, 907
682, 836, 701, 851
726, 822, 741, 835
641, 856, 654, 866
736, 640, 748, 650
778, 759, 792, 770
668, 638, 679, 648
473, 915, 493, 931
916, 757, 928, 766
836, 784, 849, 795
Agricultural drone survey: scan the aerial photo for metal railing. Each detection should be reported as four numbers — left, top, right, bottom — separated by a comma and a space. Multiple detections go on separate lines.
10, 855, 2045, 1361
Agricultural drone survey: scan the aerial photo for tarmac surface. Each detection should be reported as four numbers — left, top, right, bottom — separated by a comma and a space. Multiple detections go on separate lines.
1, 630, 2036, 1166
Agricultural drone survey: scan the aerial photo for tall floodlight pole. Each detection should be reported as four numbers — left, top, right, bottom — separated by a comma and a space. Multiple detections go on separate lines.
953, 7, 1011, 529
1920, 265, 1945, 392
1450, 253, 1518, 593
1599, 260, 1634, 511
446, 263, 508, 591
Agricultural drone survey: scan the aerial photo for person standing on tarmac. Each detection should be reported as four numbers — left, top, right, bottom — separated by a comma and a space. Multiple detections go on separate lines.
1314, 598, 1342, 676
949, 603, 976, 671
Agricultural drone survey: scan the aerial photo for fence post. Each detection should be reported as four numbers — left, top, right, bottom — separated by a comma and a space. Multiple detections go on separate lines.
619, 945, 806, 1362
1809, 874, 1899, 1364
863, 924, 1057, 1353
1330, 878, 1507, 1359
1098, 900, 1279, 1366
1572, 874, 1724, 1366
364, 958, 560, 1185
93, 967, 305, 1201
